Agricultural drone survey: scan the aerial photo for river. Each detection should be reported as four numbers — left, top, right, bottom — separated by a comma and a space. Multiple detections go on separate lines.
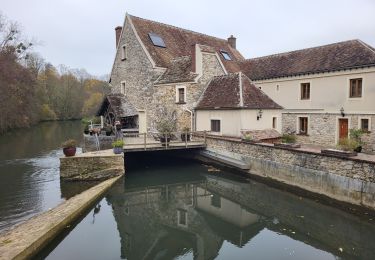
1, 122, 375, 259
0, 121, 85, 232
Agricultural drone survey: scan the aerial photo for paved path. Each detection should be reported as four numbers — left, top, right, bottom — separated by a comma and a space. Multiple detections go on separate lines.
0, 175, 122, 260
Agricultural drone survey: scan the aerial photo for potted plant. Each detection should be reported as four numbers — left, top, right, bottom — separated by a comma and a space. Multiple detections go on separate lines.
181, 127, 191, 142
112, 140, 124, 154
62, 139, 77, 157
321, 137, 358, 157
349, 128, 364, 152
155, 108, 177, 146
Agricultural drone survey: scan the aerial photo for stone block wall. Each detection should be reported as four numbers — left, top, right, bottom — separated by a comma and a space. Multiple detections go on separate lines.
282, 113, 375, 153
110, 18, 163, 131
151, 52, 227, 131
60, 152, 124, 181
203, 136, 375, 209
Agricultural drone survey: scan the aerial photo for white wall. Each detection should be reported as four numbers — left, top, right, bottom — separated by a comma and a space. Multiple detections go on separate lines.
255, 67, 375, 114
196, 109, 281, 137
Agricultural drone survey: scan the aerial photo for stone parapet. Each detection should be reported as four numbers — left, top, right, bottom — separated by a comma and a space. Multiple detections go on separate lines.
60, 149, 124, 181
203, 136, 375, 210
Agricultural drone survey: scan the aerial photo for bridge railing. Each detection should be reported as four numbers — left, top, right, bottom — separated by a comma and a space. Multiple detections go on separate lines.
123, 131, 207, 150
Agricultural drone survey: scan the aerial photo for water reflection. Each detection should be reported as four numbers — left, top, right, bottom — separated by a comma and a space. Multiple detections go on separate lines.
40, 153, 375, 260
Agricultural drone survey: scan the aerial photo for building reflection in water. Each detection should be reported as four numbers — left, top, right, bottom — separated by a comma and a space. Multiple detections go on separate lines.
105, 170, 375, 260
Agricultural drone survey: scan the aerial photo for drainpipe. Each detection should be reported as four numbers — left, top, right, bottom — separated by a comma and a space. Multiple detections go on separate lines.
185, 108, 193, 131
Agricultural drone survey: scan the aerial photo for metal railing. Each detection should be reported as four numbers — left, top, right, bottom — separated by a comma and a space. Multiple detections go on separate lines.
123, 131, 207, 150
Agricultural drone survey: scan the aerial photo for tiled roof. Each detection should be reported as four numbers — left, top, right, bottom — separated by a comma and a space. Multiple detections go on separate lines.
240, 40, 375, 80
154, 56, 197, 85
97, 94, 138, 117
129, 15, 243, 73
196, 73, 282, 109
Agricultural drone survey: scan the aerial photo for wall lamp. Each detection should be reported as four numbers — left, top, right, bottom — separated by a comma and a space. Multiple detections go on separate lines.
340, 107, 345, 117
257, 109, 263, 120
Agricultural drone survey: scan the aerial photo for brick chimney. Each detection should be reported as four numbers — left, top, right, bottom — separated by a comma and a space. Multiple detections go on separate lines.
228, 35, 236, 49
115, 26, 123, 48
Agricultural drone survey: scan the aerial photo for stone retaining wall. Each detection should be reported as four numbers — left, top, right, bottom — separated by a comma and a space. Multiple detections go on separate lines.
60, 150, 124, 181
203, 136, 375, 210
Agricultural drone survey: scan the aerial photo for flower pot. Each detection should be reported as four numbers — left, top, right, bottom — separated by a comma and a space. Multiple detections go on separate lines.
354, 146, 362, 153
106, 131, 112, 136
113, 147, 123, 154
63, 147, 76, 157
181, 134, 191, 142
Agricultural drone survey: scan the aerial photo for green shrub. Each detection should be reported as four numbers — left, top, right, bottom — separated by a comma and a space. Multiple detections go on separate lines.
62, 139, 77, 148
112, 140, 124, 148
349, 128, 364, 145
281, 134, 296, 143
337, 137, 359, 151
243, 134, 253, 141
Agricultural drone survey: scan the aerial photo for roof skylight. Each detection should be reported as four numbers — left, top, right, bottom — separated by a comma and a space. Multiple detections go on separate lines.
220, 50, 232, 61
148, 33, 166, 48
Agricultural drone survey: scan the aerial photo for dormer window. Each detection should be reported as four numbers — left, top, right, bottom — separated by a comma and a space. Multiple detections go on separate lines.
121, 45, 127, 60
220, 50, 232, 60
148, 33, 166, 48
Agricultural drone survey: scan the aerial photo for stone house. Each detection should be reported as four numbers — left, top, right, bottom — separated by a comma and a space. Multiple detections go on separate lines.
195, 72, 282, 137
104, 13, 375, 152
239, 40, 375, 152
106, 14, 244, 134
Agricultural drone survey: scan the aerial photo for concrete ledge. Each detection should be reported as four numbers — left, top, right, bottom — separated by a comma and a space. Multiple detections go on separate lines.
0, 175, 122, 260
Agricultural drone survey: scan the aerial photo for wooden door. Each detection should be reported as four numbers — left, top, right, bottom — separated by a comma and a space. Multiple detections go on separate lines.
338, 119, 348, 141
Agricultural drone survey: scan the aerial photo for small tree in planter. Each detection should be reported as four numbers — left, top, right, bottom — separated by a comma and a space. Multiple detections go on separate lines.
112, 140, 124, 154
349, 128, 364, 152
62, 139, 77, 157
155, 107, 177, 146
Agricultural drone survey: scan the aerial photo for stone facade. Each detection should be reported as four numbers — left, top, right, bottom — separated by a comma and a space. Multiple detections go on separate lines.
110, 18, 164, 131
143, 52, 226, 131
282, 113, 375, 153
202, 135, 375, 209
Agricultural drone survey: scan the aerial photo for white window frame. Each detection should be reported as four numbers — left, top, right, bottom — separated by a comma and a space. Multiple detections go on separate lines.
358, 116, 371, 132
272, 116, 278, 129
177, 209, 188, 227
299, 82, 311, 101
121, 44, 127, 60
347, 77, 364, 100
210, 118, 221, 134
175, 85, 186, 103
120, 81, 126, 95
296, 116, 309, 135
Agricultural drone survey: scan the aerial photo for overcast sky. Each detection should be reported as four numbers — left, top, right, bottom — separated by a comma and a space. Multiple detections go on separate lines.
1, 0, 374, 76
